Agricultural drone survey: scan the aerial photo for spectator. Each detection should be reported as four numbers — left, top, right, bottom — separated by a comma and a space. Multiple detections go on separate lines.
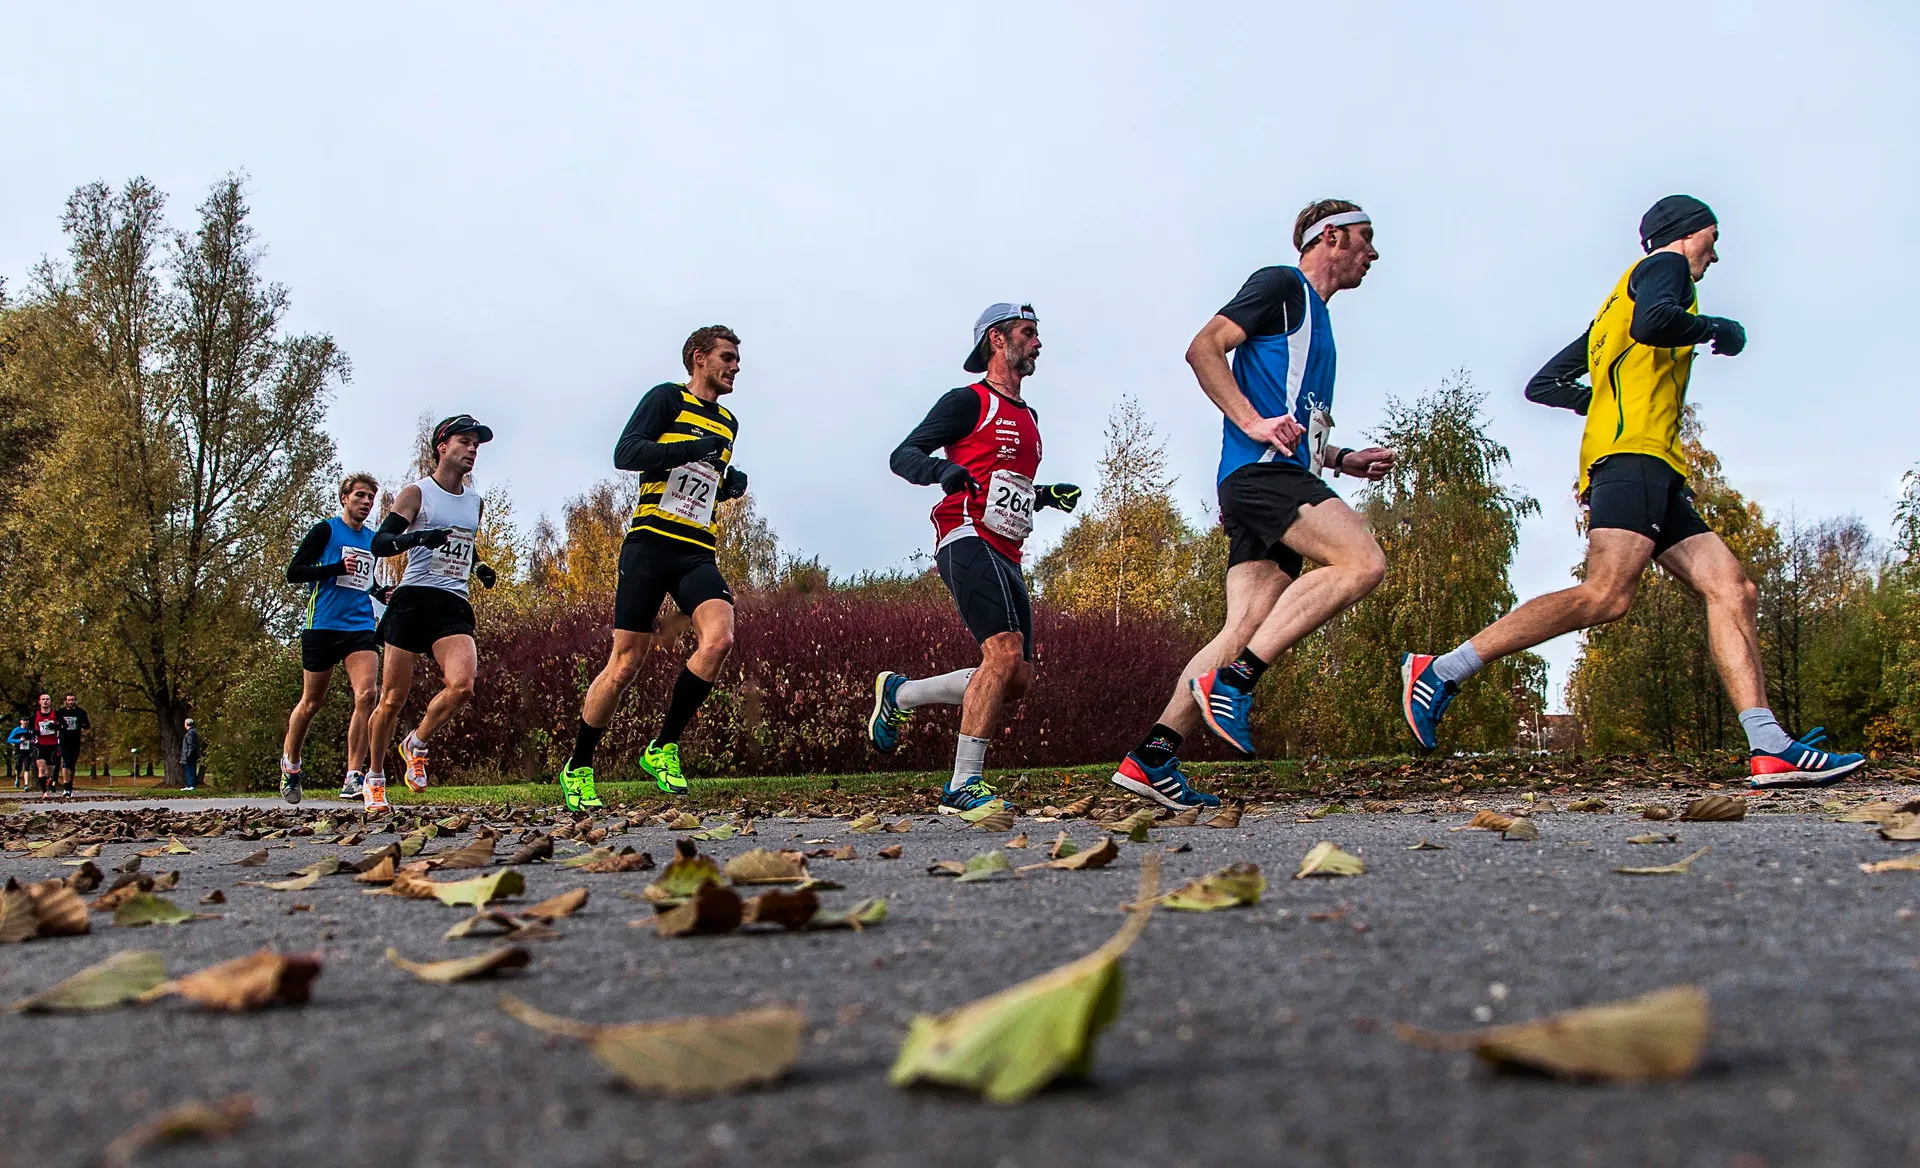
56, 694, 90, 797
7, 719, 29, 789
180, 719, 204, 791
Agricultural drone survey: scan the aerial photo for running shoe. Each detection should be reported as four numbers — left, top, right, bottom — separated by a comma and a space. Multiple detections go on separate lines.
641, 740, 688, 796
363, 773, 391, 815
398, 735, 429, 792
939, 776, 1002, 814
279, 757, 303, 806
1748, 727, 1867, 789
868, 671, 910, 753
1110, 753, 1221, 810
338, 771, 364, 801
1190, 669, 1256, 755
559, 763, 604, 813
1400, 652, 1459, 752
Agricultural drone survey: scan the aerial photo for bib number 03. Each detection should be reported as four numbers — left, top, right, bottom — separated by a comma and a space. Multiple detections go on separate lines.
338, 546, 375, 591
982, 470, 1035, 540
660, 462, 721, 528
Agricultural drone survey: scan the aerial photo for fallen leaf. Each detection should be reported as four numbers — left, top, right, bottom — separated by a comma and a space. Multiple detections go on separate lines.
827, 844, 858, 860
954, 851, 1015, 883
1615, 845, 1712, 876
164, 838, 193, 855
1679, 796, 1745, 822
1407, 839, 1449, 851
1836, 801, 1904, 824
353, 856, 397, 885
65, 861, 104, 893
877, 845, 903, 860
888, 854, 1160, 1103
882, 818, 914, 833
927, 859, 967, 877
1060, 795, 1095, 818
1158, 862, 1264, 910
507, 835, 555, 864
807, 898, 889, 930
289, 857, 344, 879
1164, 842, 1192, 853
1163, 808, 1200, 828
1020, 835, 1120, 873
522, 887, 589, 921
1103, 808, 1156, 837
444, 911, 562, 941
1567, 797, 1609, 813
1880, 815, 1920, 842
430, 870, 526, 908
114, 894, 197, 928
200, 890, 226, 905
431, 834, 498, 870
580, 848, 655, 873
1454, 809, 1515, 833
1048, 832, 1079, 860
140, 950, 322, 1010
387, 946, 531, 983
1005, 833, 1030, 849
28, 881, 90, 935
500, 994, 805, 1095
242, 871, 321, 893
1628, 833, 1679, 845
102, 1094, 254, 1168
150, 870, 180, 891
1396, 985, 1709, 1081
689, 826, 737, 842
971, 808, 1016, 832
7, 949, 166, 1012
227, 850, 269, 868
668, 812, 703, 830
1503, 819, 1540, 842
90, 880, 154, 914
848, 813, 881, 833
724, 850, 808, 885
741, 889, 819, 930
1642, 806, 1674, 821
643, 853, 724, 902
1202, 803, 1243, 829
958, 799, 1011, 826
1295, 842, 1365, 879
1859, 852, 1920, 874
30, 839, 74, 859
654, 882, 745, 937
398, 831, 429, 858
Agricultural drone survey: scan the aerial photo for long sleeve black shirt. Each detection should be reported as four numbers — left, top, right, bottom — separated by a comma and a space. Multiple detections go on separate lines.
286, 520, 347, 583
1525, 252, 1716, 415
889, 387, 986, 486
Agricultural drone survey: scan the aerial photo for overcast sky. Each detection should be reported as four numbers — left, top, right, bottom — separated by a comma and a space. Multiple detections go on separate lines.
4, 2, 1914, 708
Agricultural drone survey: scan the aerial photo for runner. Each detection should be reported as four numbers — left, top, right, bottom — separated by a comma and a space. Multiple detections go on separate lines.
9, 719, 31, 789
1106, 201, 1396, 809
280, 473, 383, 806
30, 693, 60, 799
1400, 195, 1865, 788
54, 693, 89, 797
362, 415, 499, 813
868, 303, 1080, 813
558, 326, 749, 810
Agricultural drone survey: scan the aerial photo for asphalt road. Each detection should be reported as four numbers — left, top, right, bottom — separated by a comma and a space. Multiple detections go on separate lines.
4, 793, 1919, 1168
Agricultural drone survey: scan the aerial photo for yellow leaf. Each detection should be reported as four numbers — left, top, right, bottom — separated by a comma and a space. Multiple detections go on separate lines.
1294, 841, 1364, 879
1397, 986, 1709, 1081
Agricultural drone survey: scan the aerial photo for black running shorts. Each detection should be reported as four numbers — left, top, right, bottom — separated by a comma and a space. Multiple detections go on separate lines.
57, 742, 80, 771
936, 536, 1033, 660
380, 586, 476, 654
1218, 461, 1341, 575
31, 743, 59, 766
300, 628, 381, 672
615, 536, 734, 633
1584, 454, 1712, 556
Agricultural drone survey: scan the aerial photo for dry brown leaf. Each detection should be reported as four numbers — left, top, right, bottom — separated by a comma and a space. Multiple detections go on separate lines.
1567, 797, 1609, 813
828, 844, 858, 860
1859, 852, 1920, 874
971, 808, 1015, 832
740, 889, 819, 930
1879, 815, 1920, 842
1, 883, 41, 943
1019, 835, 1120, 872
1295, 841, 1365, 878
1202, 803, 1243, 829
1502, 818, 1540, 842
1162, 808, 1200, 828
227, 849, 269, 867
28, 881, 90, 935
499, 994, 805, 1095
430, 834, 497, 870
1615, 845, 1712, 876
200, 890, 226, 905
1102, 808, 1156, 835
724, 849, 809, 885
1678, 795, 1746, 822
580, 849, 656, 874
522, 887, 589, 922
1642, 805, 1674, 821
1835, 801, 1903, 824
386, 946, 530, 983
877, 844, 903, 860
65, 861, 104, 894
1396, 985, 1709, 1081
1060, 795, 1095, 818
140, 949, 322, 1010
103, 1094, 255, 1168
1627, 833, 1679, 845
654, 882, 745, 937
30, 839, 74, 859
882, 818, 914, 833
150, 870, 180, 891
668, 812, 703, 830
1453, 809, 1515, 832
507, 835, 555, 864
90, 880, 153, 914
1005, 833, 1030, 849
353, 856, 397, 885
848, 813, 881, 833
242, 871, 321, 893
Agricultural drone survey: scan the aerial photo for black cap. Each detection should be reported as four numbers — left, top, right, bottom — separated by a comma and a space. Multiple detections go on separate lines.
1640, 195, 1717, 253
432, 414, 494, 447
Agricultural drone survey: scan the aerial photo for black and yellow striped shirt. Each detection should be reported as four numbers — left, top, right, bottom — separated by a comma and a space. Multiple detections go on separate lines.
614, 382, 737, 550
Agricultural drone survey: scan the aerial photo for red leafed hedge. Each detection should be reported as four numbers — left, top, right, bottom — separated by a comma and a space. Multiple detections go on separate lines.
400, 590, 1219, 780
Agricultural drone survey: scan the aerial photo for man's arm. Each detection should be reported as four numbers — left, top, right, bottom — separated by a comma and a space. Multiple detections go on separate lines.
1628, 252, 1740, 350
285, 520, 345, 584
369, 484, 448, 557
1524, 331, 1594, 414
1194, 266, 1311, 453
614, 384, 724, 473
889, 387, 982, 489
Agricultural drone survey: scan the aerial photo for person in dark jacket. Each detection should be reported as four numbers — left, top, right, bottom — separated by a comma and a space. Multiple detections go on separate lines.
179, 719, 204, 791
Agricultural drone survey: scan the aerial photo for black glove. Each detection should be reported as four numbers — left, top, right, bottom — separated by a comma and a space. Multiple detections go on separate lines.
370, 584, 395, 605
474, 562, 497, 590
1705, 316, 1746, 356
402, 526, 454, 551
675, 436, 728, 467
720, 467, 748, 502
938, 462, 980, 496
1037, 484, 1081, 513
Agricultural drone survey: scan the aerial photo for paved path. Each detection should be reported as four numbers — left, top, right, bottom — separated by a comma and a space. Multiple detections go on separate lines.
4, 798, 1919, 1168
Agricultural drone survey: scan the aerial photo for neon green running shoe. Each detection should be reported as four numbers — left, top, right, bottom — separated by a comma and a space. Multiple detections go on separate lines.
559, 763, 603, 813
640, 740, 688, 795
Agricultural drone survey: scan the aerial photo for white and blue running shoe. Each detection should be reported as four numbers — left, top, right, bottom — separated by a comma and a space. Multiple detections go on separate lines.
1400, 652, 1459, 752
1190, 669, 1256, 755
1748, 727, 1867, 789
868, 671, 910, 753
1110, 753, 1221, 810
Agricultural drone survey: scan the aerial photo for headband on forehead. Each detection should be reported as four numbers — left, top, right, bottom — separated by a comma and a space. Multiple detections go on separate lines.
1299, 210, 1371, 249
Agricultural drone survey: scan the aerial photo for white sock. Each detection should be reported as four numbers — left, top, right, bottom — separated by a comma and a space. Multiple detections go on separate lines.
950, 734, 989, 791
405, 732, 427, 751
1738, 708, 1793, 754
366, 771, 386, 784
281, 754, 299, 772
898, 669, 974, 709
1431, 642, 1484, 686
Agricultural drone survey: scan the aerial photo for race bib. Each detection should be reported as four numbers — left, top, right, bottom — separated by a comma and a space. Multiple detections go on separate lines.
431, 527, 475, 579
1306, 405, 1334, 474
338, 546, 375, 592
659, 462, 721, 529
982, 469, 1035, 540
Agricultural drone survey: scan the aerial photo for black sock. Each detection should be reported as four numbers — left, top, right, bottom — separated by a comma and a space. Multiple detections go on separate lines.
1134, 723, 1183, 769
656, 667, 715, 746
1215, 648, 1268, 693
569, 719, 606, 772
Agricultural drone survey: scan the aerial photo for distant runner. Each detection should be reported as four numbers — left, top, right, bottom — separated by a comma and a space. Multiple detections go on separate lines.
30, 693, 60, 799
869, 303, 1080, 813
559, 326, 749, 810
363, 416, 499, 813
1400, 195, 1865, 788
1109, 201, 1394, 808
54, 693, 89, 796
280, 473, 383, 805
10, 719, 31, 789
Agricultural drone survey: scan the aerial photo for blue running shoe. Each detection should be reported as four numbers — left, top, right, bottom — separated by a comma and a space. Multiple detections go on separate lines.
1748, 726, 1867, 789
1190, 669, 1255, 755
868, 670, 909, 753
1110, 753, 1221, 810
938, 776, 1001, 815
1400, 653, 1459, 752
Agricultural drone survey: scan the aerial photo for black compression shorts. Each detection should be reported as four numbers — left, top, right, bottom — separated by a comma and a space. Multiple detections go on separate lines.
1218, 461, 1341, 576
1584, 454, 1712, 557
301, 628, 381, 672
380, 586, 476, 654
936, 536, 1032, 660
615, 536, 734, 633
31, 743, 60, 766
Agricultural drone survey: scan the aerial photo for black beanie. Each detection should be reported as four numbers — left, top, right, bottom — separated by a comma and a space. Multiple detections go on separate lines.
1640, 195, 1717, 253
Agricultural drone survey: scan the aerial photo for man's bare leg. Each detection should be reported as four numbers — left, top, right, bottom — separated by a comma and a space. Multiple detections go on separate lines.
282, 667, 334, 769
1241, 499, 1388, 663
342, 650, 380, 775
412, 635, 478, 743
1155, 561, 1291, 738
365, 646, 418, 795
1465, 529, 1654, 663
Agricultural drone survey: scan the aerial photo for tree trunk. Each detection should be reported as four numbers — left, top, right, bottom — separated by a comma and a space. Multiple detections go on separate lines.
155, 710, 186, 786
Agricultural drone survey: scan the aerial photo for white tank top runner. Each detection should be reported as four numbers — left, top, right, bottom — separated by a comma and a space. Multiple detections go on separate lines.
397, 476, 482, 596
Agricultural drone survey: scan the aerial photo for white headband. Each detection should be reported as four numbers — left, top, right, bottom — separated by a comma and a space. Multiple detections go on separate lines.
1299, 210, 1371, 249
